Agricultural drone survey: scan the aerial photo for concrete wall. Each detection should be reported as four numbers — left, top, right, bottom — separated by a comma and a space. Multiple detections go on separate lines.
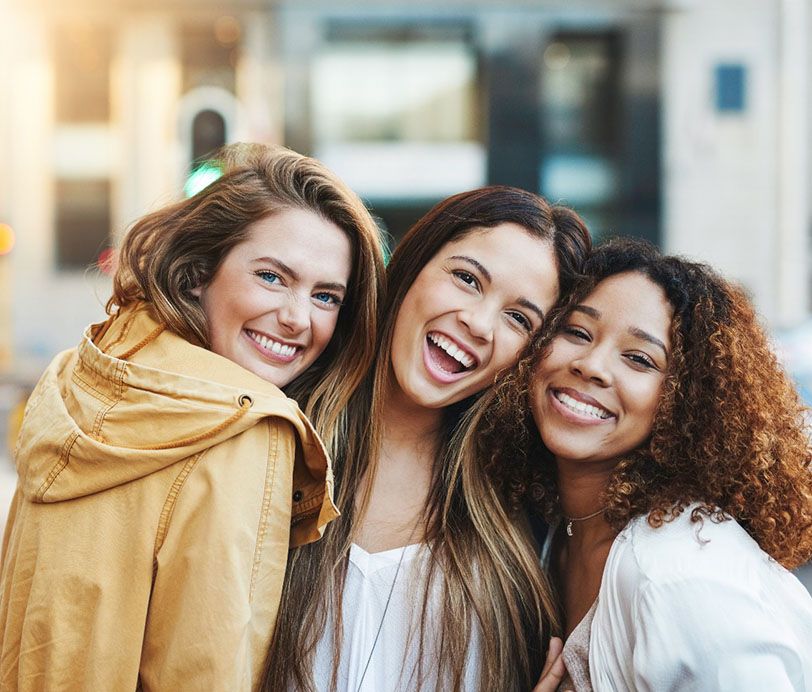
662, 0, 809, 326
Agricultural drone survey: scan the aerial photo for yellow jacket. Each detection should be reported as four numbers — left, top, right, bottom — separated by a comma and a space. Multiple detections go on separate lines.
0, 303, 338, 690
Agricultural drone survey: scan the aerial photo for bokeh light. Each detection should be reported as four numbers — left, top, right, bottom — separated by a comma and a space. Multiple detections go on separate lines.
97, 247, 118, 275
183, 163, 224, 198
0, 224, 15, 256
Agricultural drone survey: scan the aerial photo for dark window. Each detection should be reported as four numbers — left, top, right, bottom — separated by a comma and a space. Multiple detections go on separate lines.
192, 109, 227, 162
539, 32, 622, 240
55, 179, 111, 270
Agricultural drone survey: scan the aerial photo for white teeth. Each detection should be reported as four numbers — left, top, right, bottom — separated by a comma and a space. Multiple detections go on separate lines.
248, 331, 297, 358
555, 391, 612, 420
428, 333, 475, 368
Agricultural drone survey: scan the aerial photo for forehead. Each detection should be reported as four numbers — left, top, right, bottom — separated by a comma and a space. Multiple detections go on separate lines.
237, 209, 352, 276
581, 271, 674, 344
432, 222, 559, 299
436, 223, 556, 271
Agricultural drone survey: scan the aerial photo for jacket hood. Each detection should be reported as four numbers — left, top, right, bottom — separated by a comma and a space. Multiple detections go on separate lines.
15, 303, 329, 504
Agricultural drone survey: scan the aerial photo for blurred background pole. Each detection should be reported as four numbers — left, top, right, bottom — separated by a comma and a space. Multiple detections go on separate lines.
0, 254, 11, 373
776, 0, 810, 327
0, 3, 11, 375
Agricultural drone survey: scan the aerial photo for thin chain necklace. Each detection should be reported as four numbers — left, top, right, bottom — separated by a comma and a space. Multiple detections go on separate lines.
564, 507, 607, 537
355, 520, 421, 692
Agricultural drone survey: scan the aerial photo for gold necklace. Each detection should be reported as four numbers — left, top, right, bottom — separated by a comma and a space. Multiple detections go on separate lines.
564, 507, 607, 536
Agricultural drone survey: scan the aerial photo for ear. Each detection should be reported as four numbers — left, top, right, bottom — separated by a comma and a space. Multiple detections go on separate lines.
190, 285, 203, 298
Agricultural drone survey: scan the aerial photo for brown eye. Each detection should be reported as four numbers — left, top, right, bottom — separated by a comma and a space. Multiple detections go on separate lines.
626, 353, 656, 369
563, 326, 590, 341
506, 310, 533, 332
452, 270, 479, 289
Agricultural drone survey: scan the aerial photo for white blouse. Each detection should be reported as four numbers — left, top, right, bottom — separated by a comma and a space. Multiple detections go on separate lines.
312, 543, 480, 691
588, 506, 812, 690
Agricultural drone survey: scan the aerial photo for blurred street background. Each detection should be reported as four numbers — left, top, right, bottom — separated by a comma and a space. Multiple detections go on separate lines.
0, 0, 810, 589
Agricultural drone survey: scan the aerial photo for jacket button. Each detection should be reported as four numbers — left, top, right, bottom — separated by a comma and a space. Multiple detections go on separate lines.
292, 490, 303, 502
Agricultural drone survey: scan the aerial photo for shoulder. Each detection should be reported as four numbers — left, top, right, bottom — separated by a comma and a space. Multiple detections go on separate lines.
592, 507, 812, 688
611, 505, 772, 587
601, 503, 812, 621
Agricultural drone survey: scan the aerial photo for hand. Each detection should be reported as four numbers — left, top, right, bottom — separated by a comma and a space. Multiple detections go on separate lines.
531, 637, 571, 692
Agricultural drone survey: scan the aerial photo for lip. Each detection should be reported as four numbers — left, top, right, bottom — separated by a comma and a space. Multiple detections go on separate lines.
548, 387, 616, 426
421, 331, 480, 384
242, 328, 303, 364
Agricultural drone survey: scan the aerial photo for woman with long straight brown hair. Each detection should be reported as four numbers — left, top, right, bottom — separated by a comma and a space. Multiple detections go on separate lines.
263, 186, 591, 691
0, 143, 385, 690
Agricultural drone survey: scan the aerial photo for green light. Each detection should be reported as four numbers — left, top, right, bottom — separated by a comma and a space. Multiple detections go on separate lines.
184, 162, 223, 198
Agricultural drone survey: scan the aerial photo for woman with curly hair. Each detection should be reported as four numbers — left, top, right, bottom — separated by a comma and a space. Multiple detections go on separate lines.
460, 238, 812, 690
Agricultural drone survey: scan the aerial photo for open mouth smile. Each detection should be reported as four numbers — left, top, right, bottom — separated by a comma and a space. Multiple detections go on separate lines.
422, 331, 479, 383
552, 389, 614, 421
245, 329, 300, 362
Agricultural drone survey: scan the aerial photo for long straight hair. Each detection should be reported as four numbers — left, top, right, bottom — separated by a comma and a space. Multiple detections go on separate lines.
109, 143, 385, 453
262, 186, 591, 691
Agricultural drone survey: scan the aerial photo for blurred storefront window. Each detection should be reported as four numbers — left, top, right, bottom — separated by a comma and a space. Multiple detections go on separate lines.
55, 179, 111, 270
54, 22, 113, 271
304, 22, 485, 240
540, 33, 620, 241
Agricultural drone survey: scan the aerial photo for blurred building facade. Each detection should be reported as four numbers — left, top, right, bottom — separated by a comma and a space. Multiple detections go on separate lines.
0, 0, 810, 377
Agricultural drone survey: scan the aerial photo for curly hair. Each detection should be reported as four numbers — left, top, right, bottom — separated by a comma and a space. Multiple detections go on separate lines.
466, 238, 812, 569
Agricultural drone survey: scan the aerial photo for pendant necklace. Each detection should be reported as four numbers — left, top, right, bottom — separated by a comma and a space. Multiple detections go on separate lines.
355, 519, 421, 692
564, 507, 607, 537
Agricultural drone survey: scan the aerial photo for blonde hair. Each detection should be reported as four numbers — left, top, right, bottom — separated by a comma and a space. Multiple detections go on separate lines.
110, 142, 386, 451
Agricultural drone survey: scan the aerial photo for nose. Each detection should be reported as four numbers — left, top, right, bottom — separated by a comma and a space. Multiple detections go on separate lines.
277, 293, 310, 335
458, 304, 494, 342
570, 347, 612, 387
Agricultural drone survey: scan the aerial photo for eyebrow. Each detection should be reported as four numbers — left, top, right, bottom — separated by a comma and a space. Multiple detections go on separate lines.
255, 256, 347, 293
629, 327, 668, 357
518, 298, 545, 323
572, 305, 668, 357
450, 255, 544, 323
449, 255, 491, 283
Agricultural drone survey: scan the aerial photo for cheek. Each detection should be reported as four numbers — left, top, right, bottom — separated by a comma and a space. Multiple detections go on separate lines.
627, 379, 665, 433
488, 330, 529, 372
312, 310, 342, 349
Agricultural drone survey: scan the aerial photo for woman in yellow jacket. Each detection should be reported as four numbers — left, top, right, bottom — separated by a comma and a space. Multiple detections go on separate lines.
0, 143, 385, 690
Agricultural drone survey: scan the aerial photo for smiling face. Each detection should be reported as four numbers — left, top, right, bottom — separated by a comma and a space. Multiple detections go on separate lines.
194, 207, 352, 387
531, 271, 674, 470
389, 223, 560, 410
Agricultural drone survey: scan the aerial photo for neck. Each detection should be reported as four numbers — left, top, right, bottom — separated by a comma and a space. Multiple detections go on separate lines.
555, 458, 615, 519
555, 458, 618, 545
351, 377, 443, 552
379, 376, 444, 467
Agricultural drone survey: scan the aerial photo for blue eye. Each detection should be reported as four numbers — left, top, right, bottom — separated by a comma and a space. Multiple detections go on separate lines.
255, 270, 280, 285
313, 292, 342, 307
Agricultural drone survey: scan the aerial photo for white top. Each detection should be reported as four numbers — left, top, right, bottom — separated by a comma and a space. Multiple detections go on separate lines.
312, 543, 479, 691
587, 506, 812, 691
